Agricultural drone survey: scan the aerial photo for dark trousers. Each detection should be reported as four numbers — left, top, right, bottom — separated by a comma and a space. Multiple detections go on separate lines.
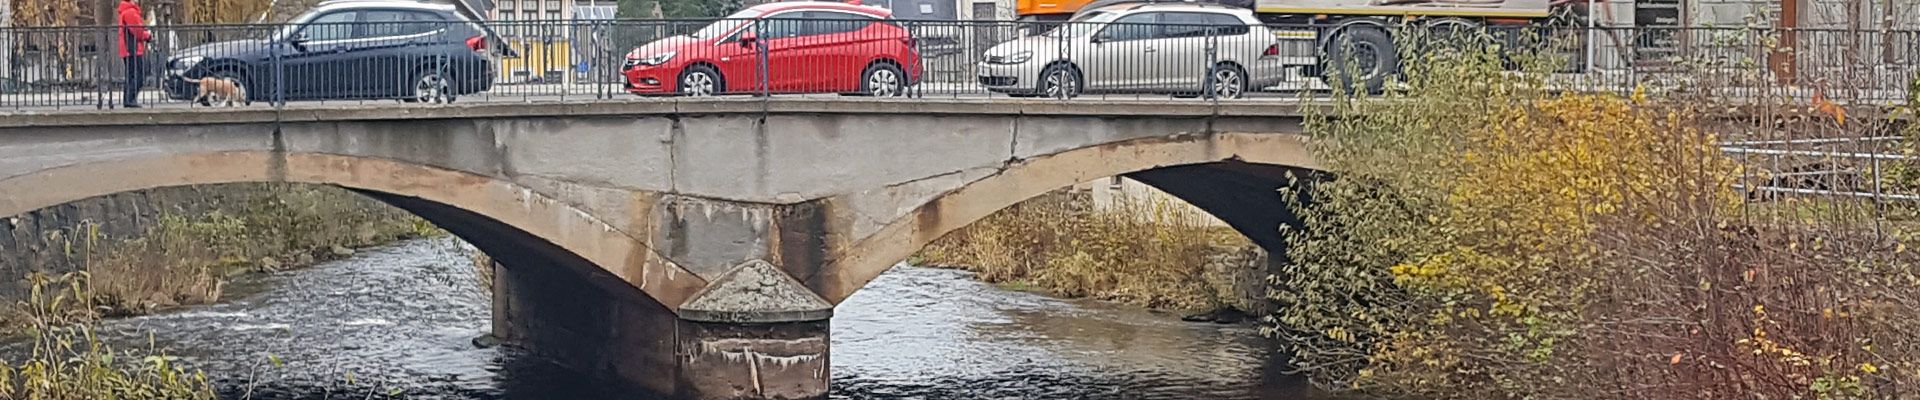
122, 55, 145, 107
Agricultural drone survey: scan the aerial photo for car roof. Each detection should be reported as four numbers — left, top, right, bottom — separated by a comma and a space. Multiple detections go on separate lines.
1088, 1, 1252, 15
747, 1, 893, 17
312, 0, 460, 14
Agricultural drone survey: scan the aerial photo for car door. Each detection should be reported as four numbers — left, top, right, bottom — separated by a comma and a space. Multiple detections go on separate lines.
705, 25, 764, 94
349, 9, 422, 98
1085, 12, 1162, 91
756, 11, 811, 93
1154, 12, 1223, 92
283, 10, 359, 99
803, 10, 880, 93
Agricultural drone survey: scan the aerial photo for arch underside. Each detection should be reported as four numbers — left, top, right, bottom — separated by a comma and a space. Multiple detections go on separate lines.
0, 151, 707, 310
814, 132, 1322, 304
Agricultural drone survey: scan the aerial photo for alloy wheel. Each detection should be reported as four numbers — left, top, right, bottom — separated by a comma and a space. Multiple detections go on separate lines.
868, 68, 900, 97
681, 72, 716, 97
414, 73, 451, 104
1043, 68, 1078, 99
1209, 68, 1244, 99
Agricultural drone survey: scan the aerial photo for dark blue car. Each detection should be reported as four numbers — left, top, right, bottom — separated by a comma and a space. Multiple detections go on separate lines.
165, 1, 496, 104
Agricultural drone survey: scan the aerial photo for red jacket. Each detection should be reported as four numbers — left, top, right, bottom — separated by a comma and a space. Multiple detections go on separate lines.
116, 0, 150, 57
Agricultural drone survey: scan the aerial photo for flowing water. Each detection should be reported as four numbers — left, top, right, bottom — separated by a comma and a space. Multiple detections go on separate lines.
29, 237, 1320, 399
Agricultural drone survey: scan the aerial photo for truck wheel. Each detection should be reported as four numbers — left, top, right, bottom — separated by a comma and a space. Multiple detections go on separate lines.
1323, 26, 1398, 95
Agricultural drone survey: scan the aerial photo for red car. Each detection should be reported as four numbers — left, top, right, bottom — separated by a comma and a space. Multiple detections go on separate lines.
623, 2, 921, 96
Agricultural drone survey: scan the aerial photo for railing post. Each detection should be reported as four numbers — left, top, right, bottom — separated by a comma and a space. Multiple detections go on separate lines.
1205, 27, 1219, 102
273, 31, 284, 109
756, 19, 770, 97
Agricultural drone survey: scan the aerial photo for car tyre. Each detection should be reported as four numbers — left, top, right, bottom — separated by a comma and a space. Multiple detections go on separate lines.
406, 67, 455, 104
859, 62, 906, 97
1039, 63, 1081, 100
1203, 63, 1248, 100
678, 65, 724, 97
1322, 26, 1399, 95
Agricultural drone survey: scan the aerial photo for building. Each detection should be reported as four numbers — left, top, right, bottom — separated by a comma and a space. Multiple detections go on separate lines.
488, 0, 614, 84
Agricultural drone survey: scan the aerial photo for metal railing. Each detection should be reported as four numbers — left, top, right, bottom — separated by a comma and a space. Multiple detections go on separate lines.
0, 18, 1914, 111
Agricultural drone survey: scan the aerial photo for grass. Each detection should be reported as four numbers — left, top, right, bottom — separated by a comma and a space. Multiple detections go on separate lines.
0, 272, 217, 400
12, 183, 439, 325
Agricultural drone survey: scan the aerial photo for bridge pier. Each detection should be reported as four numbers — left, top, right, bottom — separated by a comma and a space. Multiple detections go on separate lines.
492, 256, 832, 400
487, 192, 837, 399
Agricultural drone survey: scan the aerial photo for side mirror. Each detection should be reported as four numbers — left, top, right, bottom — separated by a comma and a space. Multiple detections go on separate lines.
1091, 30, 1111, 43
738, 31, 758, 48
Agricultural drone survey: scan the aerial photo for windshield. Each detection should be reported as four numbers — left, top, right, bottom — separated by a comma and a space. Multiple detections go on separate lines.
691, 9, 766, 39
1046, 11, 1117, 37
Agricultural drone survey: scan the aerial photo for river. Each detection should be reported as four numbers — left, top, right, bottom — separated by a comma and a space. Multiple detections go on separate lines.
56, 237, 1320, 399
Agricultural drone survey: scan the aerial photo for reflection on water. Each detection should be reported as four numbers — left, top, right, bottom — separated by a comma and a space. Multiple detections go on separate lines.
834, 266, 1319, 400
2, 238, 1322, 399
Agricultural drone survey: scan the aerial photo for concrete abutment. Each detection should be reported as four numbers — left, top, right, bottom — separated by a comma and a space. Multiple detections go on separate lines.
492, 194, 836, 400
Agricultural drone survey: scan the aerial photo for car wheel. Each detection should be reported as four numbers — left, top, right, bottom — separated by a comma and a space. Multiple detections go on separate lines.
678, 65, 723, 97
1039, 64, 1080, 100
408, 68, 455, 104
1204, 63, 1247, 100
860, 63, 905, 97
1322, 26, 1399, 95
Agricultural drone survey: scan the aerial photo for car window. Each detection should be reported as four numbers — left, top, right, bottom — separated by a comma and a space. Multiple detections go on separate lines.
1098, 12, 1160, 42
805, 11, 875, 36
1160, 13, 1212, 38
1204, 13, 1250, 36
1161, 12, 1246, 38
1048, 11, 1116, 38
694, 8, 765, 39
301, 11, 359, 42
359, 10, 443, 38
761, 13, 807, 38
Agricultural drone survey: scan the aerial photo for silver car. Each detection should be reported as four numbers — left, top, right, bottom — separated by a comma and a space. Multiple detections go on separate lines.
976, 3, 1307, 99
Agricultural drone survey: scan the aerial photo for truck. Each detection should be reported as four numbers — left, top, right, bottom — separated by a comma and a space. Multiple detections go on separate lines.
1012, 0, 1582, 91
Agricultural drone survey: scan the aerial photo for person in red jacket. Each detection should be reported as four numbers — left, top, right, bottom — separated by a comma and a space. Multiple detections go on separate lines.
117, 0, 152, 108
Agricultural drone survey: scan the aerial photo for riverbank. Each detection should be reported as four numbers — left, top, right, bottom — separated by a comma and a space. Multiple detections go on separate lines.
915, 188, 1272, 317
0, 183, 435, 325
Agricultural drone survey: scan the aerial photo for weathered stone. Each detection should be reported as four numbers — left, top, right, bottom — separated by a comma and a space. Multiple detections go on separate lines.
679, 260, 833, 324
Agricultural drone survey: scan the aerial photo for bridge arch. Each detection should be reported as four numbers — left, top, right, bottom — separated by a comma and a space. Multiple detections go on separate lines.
0, 151, 708, 308
814, 132, 1322, 304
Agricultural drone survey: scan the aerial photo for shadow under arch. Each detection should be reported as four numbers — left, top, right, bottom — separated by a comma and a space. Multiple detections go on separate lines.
814, 132, 1324, 304
0, 151, 707, 309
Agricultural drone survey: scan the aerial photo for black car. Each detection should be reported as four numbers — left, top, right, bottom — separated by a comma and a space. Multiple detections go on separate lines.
165, 1, 496, 103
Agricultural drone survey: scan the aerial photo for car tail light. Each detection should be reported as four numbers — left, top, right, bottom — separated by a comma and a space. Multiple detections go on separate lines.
466, 35, 487, 53
1263, 43, 1280, 56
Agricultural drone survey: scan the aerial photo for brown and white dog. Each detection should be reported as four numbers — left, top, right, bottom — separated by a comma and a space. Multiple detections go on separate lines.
187, 77, 248, 107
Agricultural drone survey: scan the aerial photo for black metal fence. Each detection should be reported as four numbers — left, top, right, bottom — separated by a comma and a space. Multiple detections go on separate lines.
0, 18, 1915, 110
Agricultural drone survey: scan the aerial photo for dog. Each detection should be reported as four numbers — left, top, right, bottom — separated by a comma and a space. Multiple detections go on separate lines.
186, 76, 248, 107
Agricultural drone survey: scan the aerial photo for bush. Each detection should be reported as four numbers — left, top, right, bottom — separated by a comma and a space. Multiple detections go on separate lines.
1270, 28, 1919, 399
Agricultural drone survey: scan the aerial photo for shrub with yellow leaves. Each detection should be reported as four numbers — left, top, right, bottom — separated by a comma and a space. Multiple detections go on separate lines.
1270, 27, 1919, 400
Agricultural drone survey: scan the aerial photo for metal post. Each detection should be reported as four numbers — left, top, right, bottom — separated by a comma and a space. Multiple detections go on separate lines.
272, 37, 284, 108
1585, 0, 1596, 75
756, 21, 769, 96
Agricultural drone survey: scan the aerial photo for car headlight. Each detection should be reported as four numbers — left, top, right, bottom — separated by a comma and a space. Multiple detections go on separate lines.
169, 56, 204, 73
629, 51, 675, 67
988, 51, 1031, 65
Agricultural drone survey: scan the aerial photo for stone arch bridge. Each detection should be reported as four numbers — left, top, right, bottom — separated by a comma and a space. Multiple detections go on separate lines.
0, 98, 1317, 399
